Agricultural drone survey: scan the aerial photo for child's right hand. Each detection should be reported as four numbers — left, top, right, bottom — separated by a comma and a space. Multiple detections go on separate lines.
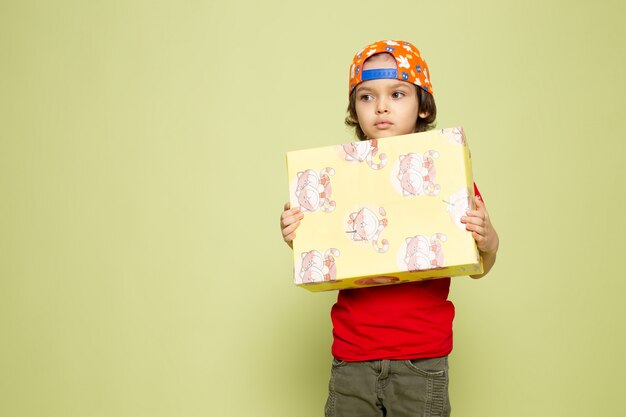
280, 202, 304, 249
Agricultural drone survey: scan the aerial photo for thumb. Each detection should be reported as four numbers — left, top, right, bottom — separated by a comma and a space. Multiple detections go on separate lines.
474, 195, 485, 210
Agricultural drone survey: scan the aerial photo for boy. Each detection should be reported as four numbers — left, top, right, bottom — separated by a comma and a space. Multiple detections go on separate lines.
280, 40, 499, 417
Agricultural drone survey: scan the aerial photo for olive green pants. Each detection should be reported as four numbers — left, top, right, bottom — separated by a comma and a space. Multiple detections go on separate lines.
325, 356, 450, 417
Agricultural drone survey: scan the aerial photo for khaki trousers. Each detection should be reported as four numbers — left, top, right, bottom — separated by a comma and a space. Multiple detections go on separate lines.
325, 356, 451, 417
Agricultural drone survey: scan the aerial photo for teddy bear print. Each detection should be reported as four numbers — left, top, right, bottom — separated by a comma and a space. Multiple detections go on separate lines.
346, 207, 389, 253
396, 151, 441, 196
404, 233, 447, 272
299, 248, 340, 283
295, 167, 336, 213
341, 139, 387, 170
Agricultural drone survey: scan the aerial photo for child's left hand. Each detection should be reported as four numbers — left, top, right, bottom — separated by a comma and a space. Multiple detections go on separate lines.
460, 195, 499, 255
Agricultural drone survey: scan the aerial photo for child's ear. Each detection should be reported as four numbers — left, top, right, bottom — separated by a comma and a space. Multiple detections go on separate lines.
418, 111, 430, 119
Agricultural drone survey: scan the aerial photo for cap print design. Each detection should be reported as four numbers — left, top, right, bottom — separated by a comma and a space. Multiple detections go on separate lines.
349, 40, 433, 95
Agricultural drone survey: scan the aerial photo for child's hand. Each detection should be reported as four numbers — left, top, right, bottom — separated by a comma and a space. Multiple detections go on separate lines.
461, 195, 499, 255
280, 202, 304, 249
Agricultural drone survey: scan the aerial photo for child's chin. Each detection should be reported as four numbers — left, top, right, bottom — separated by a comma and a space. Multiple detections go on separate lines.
370, 131, 394, 139
375, 130, 411, 139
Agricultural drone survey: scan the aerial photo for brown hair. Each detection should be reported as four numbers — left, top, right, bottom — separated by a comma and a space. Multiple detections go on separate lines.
345, 87, 437, 140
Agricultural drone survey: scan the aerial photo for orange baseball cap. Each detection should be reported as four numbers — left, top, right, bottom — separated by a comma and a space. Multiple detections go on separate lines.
349, 40, 433, 96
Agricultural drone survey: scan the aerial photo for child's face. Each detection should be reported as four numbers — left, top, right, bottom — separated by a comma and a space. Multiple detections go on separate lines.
354, 53, 428, 140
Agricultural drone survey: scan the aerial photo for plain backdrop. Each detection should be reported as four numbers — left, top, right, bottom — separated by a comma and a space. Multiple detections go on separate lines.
2, 0, 626, 416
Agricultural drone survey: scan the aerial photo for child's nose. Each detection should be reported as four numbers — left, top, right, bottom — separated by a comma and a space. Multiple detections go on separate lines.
376, 98, 389, 114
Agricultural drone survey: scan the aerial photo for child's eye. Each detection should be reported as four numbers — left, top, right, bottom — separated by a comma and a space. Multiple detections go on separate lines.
359, 94, 373, 101
392, 91, 406, 99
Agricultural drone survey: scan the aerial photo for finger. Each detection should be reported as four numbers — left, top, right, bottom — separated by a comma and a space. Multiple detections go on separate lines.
463, 210, 487, 220
281, 210, 304, 227
282, 220, 301, 238
464, 221, 485, 235
283, 231, 296, 243
474, 195, 485, 210
460, 215, 484, 226
281, 206, 302, 221
472, 231, 485, 245
282, 201, 301, 214
281, 211, 304, 227
474, 196, 490, 218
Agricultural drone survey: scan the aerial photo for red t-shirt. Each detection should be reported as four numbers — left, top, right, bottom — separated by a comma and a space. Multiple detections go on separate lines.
331, 184, 482, 361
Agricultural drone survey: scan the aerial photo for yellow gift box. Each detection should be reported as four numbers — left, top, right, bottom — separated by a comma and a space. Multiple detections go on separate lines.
286, 127, 483, 292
